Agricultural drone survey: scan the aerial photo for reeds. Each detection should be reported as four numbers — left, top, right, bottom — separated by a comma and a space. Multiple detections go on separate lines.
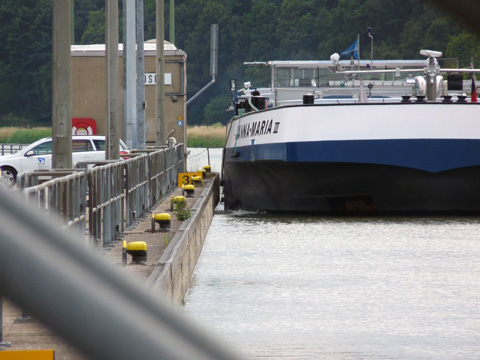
187, 125, 225, 148
0, 125, 226, 148
0, 127, 51, 143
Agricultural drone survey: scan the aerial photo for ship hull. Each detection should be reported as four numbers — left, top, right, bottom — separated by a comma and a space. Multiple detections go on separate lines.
223, 158, 480, 214
223, 103, 480, 214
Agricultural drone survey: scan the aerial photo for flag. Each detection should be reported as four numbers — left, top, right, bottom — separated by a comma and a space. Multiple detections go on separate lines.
341, 39, 359, 60
472, 78, 478, 103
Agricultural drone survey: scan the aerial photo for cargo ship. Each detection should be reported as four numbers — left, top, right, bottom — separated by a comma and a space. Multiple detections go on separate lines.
222, 50, 480, 214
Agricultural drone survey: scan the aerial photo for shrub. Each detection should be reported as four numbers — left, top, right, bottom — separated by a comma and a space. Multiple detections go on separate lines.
173, 201, 191, 221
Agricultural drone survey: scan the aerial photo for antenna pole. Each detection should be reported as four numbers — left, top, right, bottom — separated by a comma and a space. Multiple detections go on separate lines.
368, 27, 373, 69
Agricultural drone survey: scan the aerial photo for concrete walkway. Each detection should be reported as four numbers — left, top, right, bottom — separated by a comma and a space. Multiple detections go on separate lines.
1, 173, 219, 359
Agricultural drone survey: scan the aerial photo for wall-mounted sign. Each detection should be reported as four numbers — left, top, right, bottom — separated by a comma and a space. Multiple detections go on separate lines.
144, 73, 172, 85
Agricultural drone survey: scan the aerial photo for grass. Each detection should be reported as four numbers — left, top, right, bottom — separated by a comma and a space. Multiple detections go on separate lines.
0, 124, 226, 147
187, 124, 225, 148
0, 127, 51, 143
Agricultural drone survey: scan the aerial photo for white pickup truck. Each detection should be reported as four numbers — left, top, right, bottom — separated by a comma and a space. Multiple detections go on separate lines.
0, 135, 129, 187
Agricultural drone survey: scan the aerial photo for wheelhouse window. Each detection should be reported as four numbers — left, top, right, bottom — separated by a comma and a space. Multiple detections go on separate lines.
274, 67, 320, 87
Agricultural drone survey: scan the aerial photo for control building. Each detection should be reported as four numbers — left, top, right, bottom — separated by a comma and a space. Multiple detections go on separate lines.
71, 40, 187, 146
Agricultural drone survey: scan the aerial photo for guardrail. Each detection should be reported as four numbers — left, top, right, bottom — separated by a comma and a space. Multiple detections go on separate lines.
0, 186, 241, 360
18, 169, 88, 236
88, 161, 126, 246
17, 144, 185, 247
0, 143, 25, 155
125, 153, 149, 228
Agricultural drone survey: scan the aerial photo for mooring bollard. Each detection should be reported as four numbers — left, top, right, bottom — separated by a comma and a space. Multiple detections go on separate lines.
151, 213, 171, 232
126, 241, 147, 264
191, 175, 202, 185
184, 184, 195, 197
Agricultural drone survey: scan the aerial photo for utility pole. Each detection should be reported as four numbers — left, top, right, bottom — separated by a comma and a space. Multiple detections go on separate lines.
156, 0, 165, 146
52, 0, 72, 169
125, 0, 137, 150
106, 0, 120, 160
137, 0, 146, 150
71, 0, 75, 44
169, 0, 174, 44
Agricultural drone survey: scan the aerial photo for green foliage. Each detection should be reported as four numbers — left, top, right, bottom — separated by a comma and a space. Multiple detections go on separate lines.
446, 32, 480, 68
173, 201, 191, 221
0, 1, 52, 123
80, 9, 105, 44
187, 138, 225, 148
203, 95, 231, 125
7, 129, 52, 144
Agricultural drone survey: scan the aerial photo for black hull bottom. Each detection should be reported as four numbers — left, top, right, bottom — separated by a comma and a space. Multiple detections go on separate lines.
223, 161, 480, 215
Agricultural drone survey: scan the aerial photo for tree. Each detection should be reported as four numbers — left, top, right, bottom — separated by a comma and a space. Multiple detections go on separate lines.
0, 0, 479, 126
446, 31, 480, 67
203, 94, 231, 125
0, 0, 52, 122
80, 9, 105, 44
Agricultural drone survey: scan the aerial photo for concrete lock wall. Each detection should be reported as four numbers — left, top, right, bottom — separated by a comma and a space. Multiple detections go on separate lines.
146, 175, 220, 306
71, 40, 187, 145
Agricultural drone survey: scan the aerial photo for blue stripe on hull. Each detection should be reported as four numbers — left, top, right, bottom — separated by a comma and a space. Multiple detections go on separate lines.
226, 139, 480, 173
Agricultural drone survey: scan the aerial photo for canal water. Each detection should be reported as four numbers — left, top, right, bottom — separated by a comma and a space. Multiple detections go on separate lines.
184, 148, 480, 360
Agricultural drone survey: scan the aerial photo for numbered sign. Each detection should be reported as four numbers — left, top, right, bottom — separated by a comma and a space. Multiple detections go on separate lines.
178, 172, 203, 187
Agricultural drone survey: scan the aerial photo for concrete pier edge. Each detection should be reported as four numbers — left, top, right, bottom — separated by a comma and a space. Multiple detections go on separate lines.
146, 174, 220, 305
1, 174, 220, 358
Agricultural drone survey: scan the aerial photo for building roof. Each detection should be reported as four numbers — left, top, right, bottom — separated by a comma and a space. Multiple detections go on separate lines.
71, 40, 186, 57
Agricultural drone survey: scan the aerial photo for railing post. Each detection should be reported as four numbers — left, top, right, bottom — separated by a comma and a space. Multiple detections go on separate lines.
0, 297, 12, 349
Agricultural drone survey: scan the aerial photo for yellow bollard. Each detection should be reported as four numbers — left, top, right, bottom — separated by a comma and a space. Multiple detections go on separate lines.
191, 175, 203, 185
184, 184, 195, 197
126, 241, 147, 263
152, 212, 171, 232
170, 195, 186, 211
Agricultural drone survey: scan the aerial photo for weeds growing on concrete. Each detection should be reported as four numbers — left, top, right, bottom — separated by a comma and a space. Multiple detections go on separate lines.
173, 201, 191, 221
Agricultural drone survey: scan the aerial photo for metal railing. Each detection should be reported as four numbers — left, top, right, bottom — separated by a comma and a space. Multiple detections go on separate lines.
17, 144, 185, 247
0, 186, 241, 360
18, 169, 88, 236
125, 153, 149, 228
88, 161, 126, 246
0, 143, 25, 155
